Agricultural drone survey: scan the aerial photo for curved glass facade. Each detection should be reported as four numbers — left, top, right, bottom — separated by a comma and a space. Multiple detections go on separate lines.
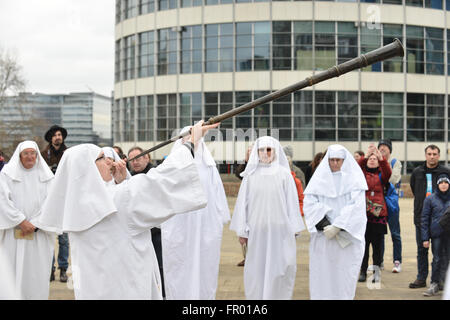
114, 0, 450, 168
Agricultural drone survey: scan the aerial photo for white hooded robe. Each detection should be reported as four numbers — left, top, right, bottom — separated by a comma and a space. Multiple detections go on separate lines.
35, 143, 207, 300
0, 141, 55, 299
162, 133, 230, 300
303, 144, 368, 300
229, 136, 305, 300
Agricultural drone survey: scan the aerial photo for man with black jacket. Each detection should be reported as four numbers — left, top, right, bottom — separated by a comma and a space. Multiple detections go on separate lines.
409, 144, 450, 289
128, 147, 165, 296
41, 125, 69, 283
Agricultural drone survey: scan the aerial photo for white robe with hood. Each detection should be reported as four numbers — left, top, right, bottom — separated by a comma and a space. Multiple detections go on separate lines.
35, 143, 207, 300
303, 144, 368, 300
229, 136, 305, 300
162, 129, 230, 300
0, 141, 55, 299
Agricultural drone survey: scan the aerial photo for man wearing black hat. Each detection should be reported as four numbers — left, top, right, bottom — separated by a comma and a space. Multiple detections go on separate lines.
41, 125, 69, 283
378, 139, 403, 274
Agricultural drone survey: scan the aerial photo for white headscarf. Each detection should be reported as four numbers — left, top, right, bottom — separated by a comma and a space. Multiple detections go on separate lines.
1, 141, 53, 182
171, 126, 216, 167
240, 136, 290, 177
35, 144, 117, 234
101, 147, 132, 179
304, 144, 367, 197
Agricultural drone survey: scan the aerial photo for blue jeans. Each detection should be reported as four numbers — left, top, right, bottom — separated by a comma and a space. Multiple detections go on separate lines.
415, 226, 429, 282
52, 233, 69, 270
381, 208, 402, 263
430, 237, 445, 284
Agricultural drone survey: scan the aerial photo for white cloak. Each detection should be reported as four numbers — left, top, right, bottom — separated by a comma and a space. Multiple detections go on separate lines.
36, 145, 207, 300
230, 164, 305, 300
303, 144, 367, 300
0, 142, 54, 300
161, 164, 230, 299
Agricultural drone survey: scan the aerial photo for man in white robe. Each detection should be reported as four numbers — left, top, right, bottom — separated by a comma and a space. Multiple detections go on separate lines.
0, 141, 55, 299
162, 127, 230, 299
230, 136, 305, 300
303, 144, 368, 300
35, 121, 219, 300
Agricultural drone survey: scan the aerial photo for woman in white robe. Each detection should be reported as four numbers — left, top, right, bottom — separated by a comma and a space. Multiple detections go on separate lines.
162, 127, 230, 300
229, 136, 305, 300
35, 121, 218, 299
0, 141, 55, 299
303, 144, 368, 300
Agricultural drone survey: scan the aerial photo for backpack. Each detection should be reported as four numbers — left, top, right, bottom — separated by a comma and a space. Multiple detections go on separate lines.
379, 173, 400, 216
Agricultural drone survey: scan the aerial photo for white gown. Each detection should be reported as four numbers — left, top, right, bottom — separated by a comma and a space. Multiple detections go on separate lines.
36, 145, 207, 300
0, 162, 54, 300
303, 144, 367, 300
162, 163, 230, 300
230, 164, 305, 300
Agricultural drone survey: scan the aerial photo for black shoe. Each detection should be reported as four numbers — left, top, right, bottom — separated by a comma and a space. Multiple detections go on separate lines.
358, 273, 367, 282
237, 259, 245, 267
60, 268, 68, 283
50, 269, 55, 282
439, 282, 444, 291
409, 279, 426, 288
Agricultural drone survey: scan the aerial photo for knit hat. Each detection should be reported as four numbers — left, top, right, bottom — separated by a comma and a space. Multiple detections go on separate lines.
378, 139, 392, 153
437, 173, 450, 185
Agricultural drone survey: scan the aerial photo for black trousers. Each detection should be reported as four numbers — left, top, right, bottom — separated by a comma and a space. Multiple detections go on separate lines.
151, 227, 165, 298
361, 224, 386, 274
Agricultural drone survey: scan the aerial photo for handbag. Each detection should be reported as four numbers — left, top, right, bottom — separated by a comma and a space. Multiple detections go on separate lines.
366, 197, 384, 217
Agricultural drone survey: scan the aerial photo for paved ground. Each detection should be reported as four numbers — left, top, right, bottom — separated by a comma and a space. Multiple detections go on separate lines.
49, 197, 444, 300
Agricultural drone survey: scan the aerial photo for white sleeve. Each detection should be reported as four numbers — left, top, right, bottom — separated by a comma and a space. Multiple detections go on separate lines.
0, 176, 26, 230
389, 159, 402, 185
303, 193, 334, 233
123, 147, 208, 236
212, 167, 231, 224
283, 171, 305, 234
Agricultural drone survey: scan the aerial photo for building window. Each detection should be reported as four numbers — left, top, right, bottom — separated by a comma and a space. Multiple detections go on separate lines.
123, 35, 136, 80
294, 22, 313, 70
361, 26, 382, 72
158, 28, 178, 75
206, 24, 219, 72
337, 22, 358, 65
236, 23, 253, 71
139, 31, 155, 78
425, 27, 444, 75
137, 96, 154, 141
180, 93, 202, 128
407, 93, 425, 141
383, 24, 403, 72
315, 91, 336, 141
426, 94, 445, 141
383, 92, 404, 141
273, 94, 292, 140
156, 94, 177, 140
139, 0, 155, 14
181, 26, 203, 74
315, 22, 336, 70
406, 26, 425, 74
159, 0, 178, 11
254, 91, 271, 130
123, 97, 135, 142
361, 92, 382, 141
293, 91, 313, 141
235, 91, 252, 130
272, 21, 292, 70
115, 40, 121, 83
338, 91, 358, 141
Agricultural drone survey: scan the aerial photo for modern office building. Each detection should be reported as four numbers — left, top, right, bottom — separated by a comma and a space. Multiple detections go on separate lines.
1, 92, 112, 148
113, 0, 450, 172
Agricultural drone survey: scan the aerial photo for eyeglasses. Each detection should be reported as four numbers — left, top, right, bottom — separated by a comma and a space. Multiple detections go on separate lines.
258, 148, 272, 152
95, 155, 105, 162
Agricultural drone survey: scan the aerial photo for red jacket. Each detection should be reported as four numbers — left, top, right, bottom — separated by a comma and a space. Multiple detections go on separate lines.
291, 171, 304, 216
358, 156, 392, 218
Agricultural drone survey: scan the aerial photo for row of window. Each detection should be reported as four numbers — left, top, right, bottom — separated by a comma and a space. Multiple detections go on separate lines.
112, 90, 450, 143
115, 0, 450, 23
115, 21, 449, 82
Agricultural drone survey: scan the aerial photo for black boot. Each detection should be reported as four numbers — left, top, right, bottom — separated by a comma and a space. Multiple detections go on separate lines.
358, 272, 367, 282
60, 268, 68, 283
50, 267, 55, 282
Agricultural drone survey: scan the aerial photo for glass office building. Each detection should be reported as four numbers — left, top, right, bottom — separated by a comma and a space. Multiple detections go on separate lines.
1, 92, 112, 147
113, 0, 450, 172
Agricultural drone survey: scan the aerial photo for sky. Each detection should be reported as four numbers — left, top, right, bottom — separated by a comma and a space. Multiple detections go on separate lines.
0, 0, 115, 97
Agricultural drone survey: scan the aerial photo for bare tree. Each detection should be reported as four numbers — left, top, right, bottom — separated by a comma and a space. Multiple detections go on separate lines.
0, 48, 49, 158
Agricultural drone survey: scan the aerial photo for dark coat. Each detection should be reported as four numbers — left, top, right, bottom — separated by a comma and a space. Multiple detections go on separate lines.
359, 157, 392, 219
410, 163, 450, 226
130, 162, 153, 176
40, 144, 67, 173
421, 191, 450, 240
